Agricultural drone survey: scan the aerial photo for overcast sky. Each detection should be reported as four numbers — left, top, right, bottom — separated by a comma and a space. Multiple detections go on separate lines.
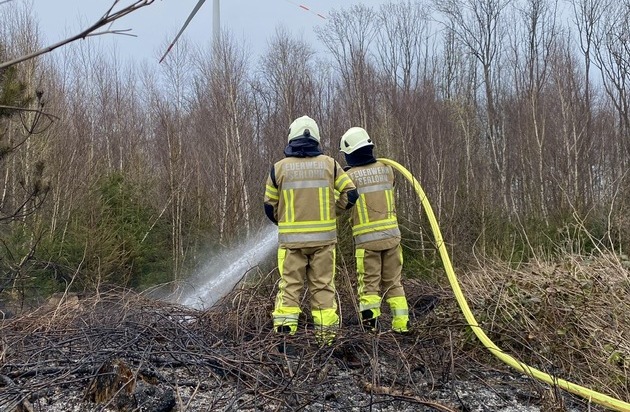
28, 0, 387, 64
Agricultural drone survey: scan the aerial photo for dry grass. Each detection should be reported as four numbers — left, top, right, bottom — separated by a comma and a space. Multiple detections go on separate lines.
444, 253, 630, 404
0, 277, 460, 411
0, 254, 627, 411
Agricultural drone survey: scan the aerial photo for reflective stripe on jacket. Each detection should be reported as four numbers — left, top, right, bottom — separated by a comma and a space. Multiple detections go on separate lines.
264, 155, 356, 248
346, 161, 401, 249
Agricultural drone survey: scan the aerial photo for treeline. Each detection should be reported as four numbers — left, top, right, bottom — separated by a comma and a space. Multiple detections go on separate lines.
1, 0, 630, 299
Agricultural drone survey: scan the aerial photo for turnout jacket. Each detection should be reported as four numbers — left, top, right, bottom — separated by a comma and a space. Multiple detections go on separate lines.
345, 161, 401, 250
264, 155, 357, 248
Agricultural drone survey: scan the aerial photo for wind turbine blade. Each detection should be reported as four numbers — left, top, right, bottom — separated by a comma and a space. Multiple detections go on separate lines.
282, 0, 327, 19
159, 0, 208, 63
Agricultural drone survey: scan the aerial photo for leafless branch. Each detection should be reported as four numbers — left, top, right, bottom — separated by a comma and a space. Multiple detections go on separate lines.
0, 281, 468, 411
0, 104, 56, 118
0, 0, 155, 69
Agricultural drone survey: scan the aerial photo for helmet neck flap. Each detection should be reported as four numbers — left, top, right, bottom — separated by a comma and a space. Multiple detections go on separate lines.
284, 137, 322, 158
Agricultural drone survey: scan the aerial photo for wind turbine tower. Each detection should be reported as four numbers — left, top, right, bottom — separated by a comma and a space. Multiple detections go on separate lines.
213, 0, 220, 45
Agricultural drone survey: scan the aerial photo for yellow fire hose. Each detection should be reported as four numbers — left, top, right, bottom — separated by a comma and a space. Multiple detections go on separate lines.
378, 157, 630, 412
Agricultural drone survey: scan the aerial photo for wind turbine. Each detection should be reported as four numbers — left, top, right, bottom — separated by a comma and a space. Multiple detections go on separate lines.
159, 0, 325, 63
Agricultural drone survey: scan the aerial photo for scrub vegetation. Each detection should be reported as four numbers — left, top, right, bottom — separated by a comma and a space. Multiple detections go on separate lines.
0, 256, 626, 411
1, 0, 630, 410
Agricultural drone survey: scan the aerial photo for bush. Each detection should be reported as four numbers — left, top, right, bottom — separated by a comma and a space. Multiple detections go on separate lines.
36, 172, 173, 292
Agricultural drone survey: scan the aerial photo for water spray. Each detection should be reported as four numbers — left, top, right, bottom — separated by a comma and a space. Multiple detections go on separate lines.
179, 224, 277, 310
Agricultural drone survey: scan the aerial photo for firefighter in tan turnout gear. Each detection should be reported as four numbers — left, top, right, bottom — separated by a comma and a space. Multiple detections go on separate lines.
340, 127, 410, 333
264, 116, 358, 345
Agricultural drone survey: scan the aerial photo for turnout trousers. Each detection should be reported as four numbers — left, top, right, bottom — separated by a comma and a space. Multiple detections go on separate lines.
272, 243, 339, 342
356, 244, 409, 332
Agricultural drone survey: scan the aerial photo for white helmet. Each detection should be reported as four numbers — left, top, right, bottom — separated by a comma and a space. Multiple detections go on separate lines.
340, 127, 374, 154
288, 115, 320, 143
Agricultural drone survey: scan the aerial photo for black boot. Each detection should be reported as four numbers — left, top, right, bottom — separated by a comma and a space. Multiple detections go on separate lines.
360, 310, 377, 331
275, 326, 297, 356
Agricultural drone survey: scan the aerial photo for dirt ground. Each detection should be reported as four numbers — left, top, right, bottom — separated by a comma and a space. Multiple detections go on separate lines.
0, 283, 610, 411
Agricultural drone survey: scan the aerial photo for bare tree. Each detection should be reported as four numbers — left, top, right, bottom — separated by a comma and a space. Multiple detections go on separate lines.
590, 1, 630, 160
373, 1, 434, 216
147, 38, 194, 282
261, 28, 318, 123
508, 0, 560, 223
375, 0, 431, 96
570, 0, 610, 130
191, 33, 254, 243
547, 34, 592, 213
256, 27, 319, 155
317, 4, 379, 128
433, 0, 512, 212
440, 26, 481, 201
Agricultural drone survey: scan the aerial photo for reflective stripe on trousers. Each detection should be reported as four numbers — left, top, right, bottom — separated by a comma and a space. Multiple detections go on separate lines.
354, 227, 401, 245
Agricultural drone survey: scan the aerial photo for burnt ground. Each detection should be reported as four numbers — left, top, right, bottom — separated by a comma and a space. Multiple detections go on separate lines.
0, 282, 610, 412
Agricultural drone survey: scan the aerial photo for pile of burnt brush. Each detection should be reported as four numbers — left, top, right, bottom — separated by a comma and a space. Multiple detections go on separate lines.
0, 258, 624, 411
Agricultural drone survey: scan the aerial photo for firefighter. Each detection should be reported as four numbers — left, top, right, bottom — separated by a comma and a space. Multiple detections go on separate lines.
339, 127, 409, 333
264, 115, 358, 345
